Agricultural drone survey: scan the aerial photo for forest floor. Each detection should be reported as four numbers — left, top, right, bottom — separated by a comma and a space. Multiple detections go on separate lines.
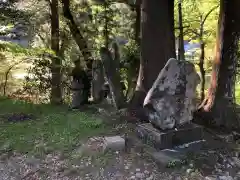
0, 97, 240, 180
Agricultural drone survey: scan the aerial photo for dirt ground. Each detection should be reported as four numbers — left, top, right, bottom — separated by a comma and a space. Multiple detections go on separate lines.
0, 124, 240, 180
0, 103, 240, 180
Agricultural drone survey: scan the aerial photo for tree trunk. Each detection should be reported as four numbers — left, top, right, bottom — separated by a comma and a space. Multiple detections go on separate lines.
177, 0, 185, 60
198, 6, 219, 102
134, 0, 141, 45
130, 0, 176, 108
50, 0, 62, 105
200, 0, 240, 129
104, 1, 110, 48
61, 0, 91, 63
199, 41, 205, 102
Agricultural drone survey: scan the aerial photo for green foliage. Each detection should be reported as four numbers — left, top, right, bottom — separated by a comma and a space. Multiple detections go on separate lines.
0, 0, 30, 25
0, 97, 105, 154
0, 41, 61, 101
175, 0, 219, 63
0, 41, 55, 56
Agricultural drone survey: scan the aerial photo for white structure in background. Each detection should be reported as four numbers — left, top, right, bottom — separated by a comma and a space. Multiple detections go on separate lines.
175, 38, 200, 61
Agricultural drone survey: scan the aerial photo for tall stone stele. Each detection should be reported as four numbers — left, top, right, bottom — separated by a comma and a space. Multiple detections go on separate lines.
143, 58, 200, 130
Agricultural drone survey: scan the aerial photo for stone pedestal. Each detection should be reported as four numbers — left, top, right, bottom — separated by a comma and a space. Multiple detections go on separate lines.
136, 123, 203, 150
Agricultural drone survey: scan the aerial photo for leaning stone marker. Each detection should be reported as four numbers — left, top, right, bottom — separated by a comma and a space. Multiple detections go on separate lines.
136, 58, 203, 156
143, 58, 200, 130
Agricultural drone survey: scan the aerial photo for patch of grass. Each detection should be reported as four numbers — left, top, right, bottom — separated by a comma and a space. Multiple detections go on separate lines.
0, 97, 106, 156
235, 83, 240, 105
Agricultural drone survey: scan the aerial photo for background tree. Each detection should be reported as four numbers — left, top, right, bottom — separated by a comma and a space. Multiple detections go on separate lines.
199, 0, 240, 129
49, 0, 62, 104
130, 0, 176, 109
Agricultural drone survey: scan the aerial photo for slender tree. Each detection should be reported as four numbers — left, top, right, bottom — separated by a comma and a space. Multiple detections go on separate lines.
177, 0, 185, 60
50, 0, 62, 104
197, 6, 219, 101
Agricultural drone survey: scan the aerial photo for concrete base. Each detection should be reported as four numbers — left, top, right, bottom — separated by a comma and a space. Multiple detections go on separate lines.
136, 123, 204, 150
150, 140, 205, 167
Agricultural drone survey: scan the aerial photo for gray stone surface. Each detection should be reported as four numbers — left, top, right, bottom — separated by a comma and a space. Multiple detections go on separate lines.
144, 58, 200, 130
103, 136, 125, 152
150, 140, 205, 167
71, 80, 83, 108
136, 123, 204, 150
151, 150, 184, 167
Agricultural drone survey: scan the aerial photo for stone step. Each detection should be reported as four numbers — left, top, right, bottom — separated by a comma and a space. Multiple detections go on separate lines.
136, 123, 204, 150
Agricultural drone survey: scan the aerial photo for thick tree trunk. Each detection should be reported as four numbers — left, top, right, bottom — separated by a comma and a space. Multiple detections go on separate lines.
134, 0, 141, 45
50, 0, 62, 104
130, 0, 176, 109
200, 0, 240, 128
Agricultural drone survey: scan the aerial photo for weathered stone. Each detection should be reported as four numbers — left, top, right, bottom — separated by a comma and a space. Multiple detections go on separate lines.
186, 168, 194, 174
136, 123, 203, 150
136, 168, 141, 172
144, 58, 200, 130
150, 150, 184, 167
136, 172, 145, 179
205, 176, 217, 180
218, 176, 234, 180
92, 60, 105, 102
71, 80, 83, 108
71, 137, 105, 157
231, 157, 240, 168
103, 136, 125, 152
130, 175, 136, 179
100, 46, 125, 109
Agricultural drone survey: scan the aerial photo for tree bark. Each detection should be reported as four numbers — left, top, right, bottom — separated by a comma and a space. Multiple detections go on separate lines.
200, 0, 240, 128
130, 0, 176, 109
198, 6, 219, 102
50, 0, 62, 105
61, 0, 91, 63
104, 1, 110, 48
177, 0, 185, 60
199, 41, 205, 102
134, 0, 141, 45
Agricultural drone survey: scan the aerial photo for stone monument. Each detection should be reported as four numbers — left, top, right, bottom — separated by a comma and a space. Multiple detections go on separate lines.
137, 58, 203, 150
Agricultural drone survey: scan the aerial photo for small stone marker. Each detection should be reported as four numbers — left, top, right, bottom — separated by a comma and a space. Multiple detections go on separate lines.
103, 136, 125, 152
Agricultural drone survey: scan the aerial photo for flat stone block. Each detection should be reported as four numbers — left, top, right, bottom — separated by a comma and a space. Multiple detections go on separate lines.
136, 123, 203, 150
103, 136, 125, 152
150, 140, 205, 167
151, 149, 184, 167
